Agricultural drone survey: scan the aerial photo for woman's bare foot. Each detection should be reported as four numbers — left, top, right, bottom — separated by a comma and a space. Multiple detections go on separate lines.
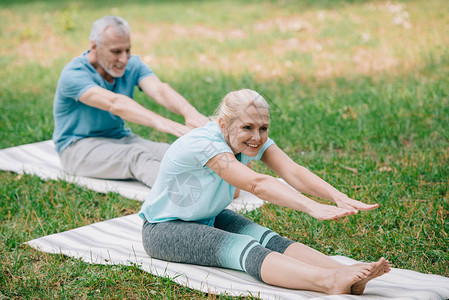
351, 257, 391, 295
326, 264, 372, 294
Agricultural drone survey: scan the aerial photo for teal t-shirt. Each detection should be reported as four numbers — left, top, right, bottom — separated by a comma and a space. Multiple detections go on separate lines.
138, 122, 275, 226
52, 51, 154, 153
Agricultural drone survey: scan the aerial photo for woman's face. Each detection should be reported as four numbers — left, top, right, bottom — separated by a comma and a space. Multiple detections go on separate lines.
221, 104, 269, 157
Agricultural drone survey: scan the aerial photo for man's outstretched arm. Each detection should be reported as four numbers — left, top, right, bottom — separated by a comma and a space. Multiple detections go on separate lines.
138, 76, 209, 129
79, 86, 190, 137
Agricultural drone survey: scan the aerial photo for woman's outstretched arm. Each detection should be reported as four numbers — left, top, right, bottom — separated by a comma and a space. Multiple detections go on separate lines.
261, 145, 378, 212
206, 152, 355, 220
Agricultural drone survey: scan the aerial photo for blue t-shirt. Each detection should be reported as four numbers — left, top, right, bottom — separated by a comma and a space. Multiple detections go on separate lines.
52, 51, 154, 153
138, 122, 275, 226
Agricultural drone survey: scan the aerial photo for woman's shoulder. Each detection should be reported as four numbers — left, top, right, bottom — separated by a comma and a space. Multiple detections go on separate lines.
182, 122, 223, 142
167, 122, 232, 165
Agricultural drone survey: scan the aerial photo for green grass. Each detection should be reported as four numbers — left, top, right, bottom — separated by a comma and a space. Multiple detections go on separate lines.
1, 0, 448, 298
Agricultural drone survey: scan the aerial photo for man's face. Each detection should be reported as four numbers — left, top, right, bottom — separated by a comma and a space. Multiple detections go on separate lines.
94, 27, 131, 78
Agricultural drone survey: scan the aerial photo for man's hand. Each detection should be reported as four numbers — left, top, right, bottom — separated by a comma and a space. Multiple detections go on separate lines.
185, 113, 209, 129
139, 76, 209, 130
155, 118, 192, 137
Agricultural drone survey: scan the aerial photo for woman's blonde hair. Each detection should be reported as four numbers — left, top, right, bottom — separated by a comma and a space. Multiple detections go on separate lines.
213, 89, 269, 125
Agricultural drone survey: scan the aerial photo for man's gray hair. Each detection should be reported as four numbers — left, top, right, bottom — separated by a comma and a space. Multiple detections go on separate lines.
89, 16, 130, 46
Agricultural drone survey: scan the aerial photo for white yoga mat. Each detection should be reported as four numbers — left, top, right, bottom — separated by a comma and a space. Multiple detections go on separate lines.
4, 141, 449, 299
26, 213, 449, 300
0, 140, 264, 211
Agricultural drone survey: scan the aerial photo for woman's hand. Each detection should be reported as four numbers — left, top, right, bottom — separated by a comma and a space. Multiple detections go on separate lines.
306, 202, 357, 220
334, 195, 379, 213
307, 195, 378, 220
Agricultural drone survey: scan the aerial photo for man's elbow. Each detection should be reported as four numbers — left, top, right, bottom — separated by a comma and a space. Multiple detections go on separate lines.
158, 82, 172, 97
108, 94, 126, 116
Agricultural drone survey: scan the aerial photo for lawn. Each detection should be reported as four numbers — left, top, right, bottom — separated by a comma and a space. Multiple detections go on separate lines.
0, 0, 448, 298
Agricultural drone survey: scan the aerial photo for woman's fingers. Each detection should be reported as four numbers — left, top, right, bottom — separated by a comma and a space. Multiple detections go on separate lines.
336, 197, 379, 211
312, 206, 356, 220
357, 203, 379, 210
349, 201, 379, 211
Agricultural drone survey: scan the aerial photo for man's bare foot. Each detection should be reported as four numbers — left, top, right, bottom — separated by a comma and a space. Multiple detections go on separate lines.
351, 257, 391, 295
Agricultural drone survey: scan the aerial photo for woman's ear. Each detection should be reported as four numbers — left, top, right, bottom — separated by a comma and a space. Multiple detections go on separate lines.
218, 118, 227, 135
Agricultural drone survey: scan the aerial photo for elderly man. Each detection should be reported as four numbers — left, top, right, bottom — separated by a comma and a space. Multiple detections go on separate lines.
53, 15, 208, 187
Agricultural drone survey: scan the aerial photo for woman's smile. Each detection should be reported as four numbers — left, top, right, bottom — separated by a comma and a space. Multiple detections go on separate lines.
221, 104, 269, 156
244, 142, 260, 148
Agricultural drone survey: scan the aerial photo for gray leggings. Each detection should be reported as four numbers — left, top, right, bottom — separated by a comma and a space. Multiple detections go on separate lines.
142, 209, 294, 282
60, 135, 170, 188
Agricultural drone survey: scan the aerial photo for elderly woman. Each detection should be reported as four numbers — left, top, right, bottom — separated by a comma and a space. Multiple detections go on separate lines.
139, 89, 390, 295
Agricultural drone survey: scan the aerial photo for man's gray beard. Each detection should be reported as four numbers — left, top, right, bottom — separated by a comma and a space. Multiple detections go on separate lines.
98, 60, 125, 78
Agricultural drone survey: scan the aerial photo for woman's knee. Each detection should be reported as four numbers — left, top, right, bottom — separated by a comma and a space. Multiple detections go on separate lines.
141, 220, 158, 256
142, 220, 185, 260
142, 220, 226, 266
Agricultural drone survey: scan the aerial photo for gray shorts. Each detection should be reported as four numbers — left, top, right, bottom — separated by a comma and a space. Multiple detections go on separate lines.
59, 135, 170, 188
142, 209, 294, 282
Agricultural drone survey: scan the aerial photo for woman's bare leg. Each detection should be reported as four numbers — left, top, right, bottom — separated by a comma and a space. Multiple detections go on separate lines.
351, 257, 391, 295
274, 242, 391, 294
283, 242, 348, 269
260, 252, 374, 294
